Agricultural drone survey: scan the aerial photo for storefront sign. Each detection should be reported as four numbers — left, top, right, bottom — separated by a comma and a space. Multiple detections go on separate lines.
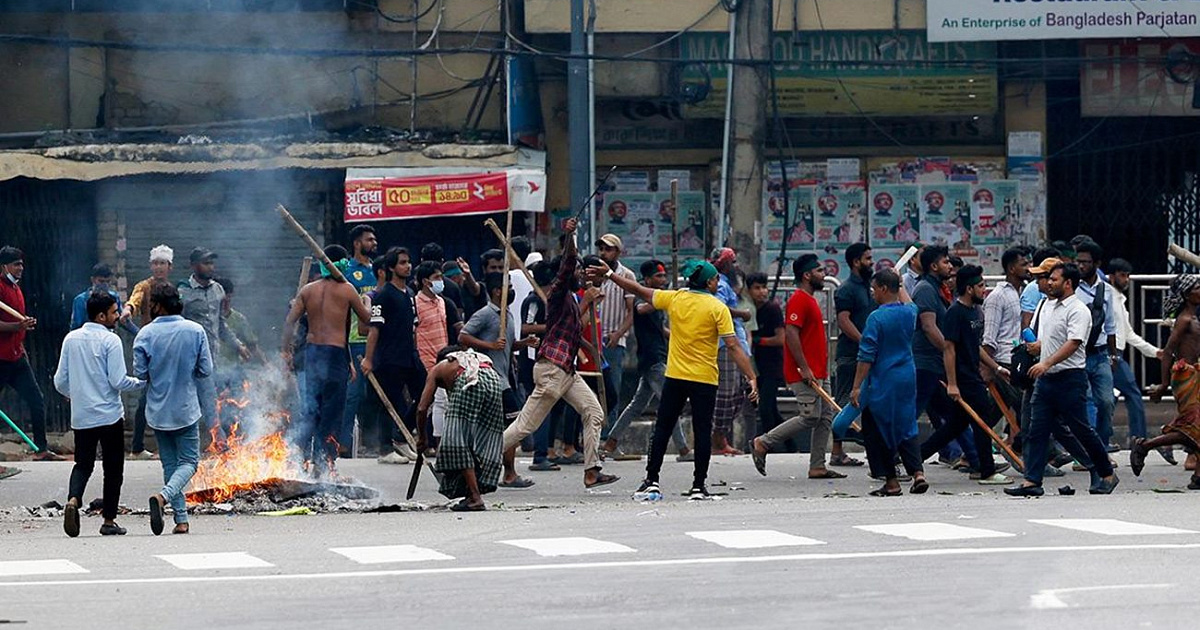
344, 170, 545, 222
680, 30, 997, 117
1082, 40, 1200, 117
928, 0, 1200, 42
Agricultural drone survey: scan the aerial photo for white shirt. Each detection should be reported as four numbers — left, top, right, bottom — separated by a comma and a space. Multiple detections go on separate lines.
1076, 276, 1117, 348
53, 322, 145, 430
1037, 293, 1091, 373
599, 262, 636, 348
508, 268, 533, 336
1112, 287, 1159, 358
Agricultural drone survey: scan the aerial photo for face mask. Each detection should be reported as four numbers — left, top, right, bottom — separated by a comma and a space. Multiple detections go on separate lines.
4, 273, 16, 284
431, 279, 445, 295
507, 289, 516, 304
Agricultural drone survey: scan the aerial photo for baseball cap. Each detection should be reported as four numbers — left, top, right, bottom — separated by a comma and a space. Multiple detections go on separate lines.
596, 234, 623, 251
189, 247, 218, 264
1028, 257, 1062, 276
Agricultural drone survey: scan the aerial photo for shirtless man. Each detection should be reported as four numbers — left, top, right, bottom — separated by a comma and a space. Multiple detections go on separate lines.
1141, 274, 1200, 480
282, 245, 373, 473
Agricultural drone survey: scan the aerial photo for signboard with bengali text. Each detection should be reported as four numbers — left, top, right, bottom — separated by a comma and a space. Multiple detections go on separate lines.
344, 170, 545, 222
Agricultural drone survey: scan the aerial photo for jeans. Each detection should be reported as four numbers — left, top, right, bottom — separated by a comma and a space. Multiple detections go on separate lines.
1113, 357, 1145, 440
1022, 369, 1114, 487
1085, 351, 1116, 445
340, 344, 368, 450
760, 380, 834, 470
295, 344, 350, 470
915, 368, 978, 467
861, 407, 923, 480
69, 420, 125, 520
369, 364, 426, 455
156, 422, 200, 525
919, 383, 997, 478
0, 356, 47, 451
646, 377, 717, 487
602, 345, 626, 428
609, 362, 687, 451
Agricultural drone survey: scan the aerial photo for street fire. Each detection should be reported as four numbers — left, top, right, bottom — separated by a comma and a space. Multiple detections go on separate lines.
184, 372, 377, 508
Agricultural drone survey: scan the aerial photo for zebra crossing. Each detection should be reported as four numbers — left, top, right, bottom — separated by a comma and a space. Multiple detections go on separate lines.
1, 518, 1196, 579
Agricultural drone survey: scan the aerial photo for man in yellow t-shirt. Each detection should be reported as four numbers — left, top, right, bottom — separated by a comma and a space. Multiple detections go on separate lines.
589, 259, 758, 500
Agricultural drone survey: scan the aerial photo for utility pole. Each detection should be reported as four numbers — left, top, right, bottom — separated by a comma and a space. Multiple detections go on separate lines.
568, 0, 592, 238
725, 0, 771, 269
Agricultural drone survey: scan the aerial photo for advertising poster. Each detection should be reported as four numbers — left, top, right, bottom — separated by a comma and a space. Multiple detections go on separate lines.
669, 191, 708, 259
814, 181, 867, 248
599, 192, 658, 261
761, 186, 817, 273
869, 183, 922, 250
919, 183, 972, 253
971, 180, 1020, 247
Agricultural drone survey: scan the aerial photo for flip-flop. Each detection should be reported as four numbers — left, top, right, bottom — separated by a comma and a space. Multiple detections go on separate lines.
1189, 476, 1200, 491
499, 477, 535, 489
528, 461, 561, 472
830, 454, 865, 467
63, 502, 80, 538
1130, 438, 1147, 477
585, 472, 620, 489
868, 486, 902, 497
450, 499, 486, 512
808, 469, 847, 479
910, 478, 930, 494
148, 495, 164, 536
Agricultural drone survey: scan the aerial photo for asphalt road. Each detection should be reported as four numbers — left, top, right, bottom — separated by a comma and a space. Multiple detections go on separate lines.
2, 451, 1198, 629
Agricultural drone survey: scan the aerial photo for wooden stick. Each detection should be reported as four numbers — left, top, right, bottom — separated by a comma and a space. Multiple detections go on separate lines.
495, 208, 516, 343
296, 256, 312, 294
1169, 243, 1200, 269
483, 218, 548, 303
670, 179, 680, 289
365, 372, 438, 481
587, 302, 608, 420
277, 204, 346, 284
987, 381, 1021, 440
894, 245, 921, 273
943, 382, 1026, 473
0, 299, 25, 321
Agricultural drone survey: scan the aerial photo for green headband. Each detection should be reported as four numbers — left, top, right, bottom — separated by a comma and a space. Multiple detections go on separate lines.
959, 273, 984, 288
797, 257, 821, 275
681, 260, 719, 285
320, 258, 350, 278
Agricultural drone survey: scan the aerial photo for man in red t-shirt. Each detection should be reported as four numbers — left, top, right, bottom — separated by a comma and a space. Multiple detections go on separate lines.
751, 254, 844, 480
0, 246, 59, 469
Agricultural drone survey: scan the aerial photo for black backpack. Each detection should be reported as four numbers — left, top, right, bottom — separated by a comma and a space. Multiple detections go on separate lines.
1011, 300, 1044, 389
1085, 281, 1107, 349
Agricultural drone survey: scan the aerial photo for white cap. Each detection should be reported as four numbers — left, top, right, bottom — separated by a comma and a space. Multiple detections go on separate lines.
149, 245, 174, 264
525, 252, 543, 266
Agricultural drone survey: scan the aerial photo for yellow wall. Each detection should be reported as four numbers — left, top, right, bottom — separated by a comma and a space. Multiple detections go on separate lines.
526, 0, 928, 33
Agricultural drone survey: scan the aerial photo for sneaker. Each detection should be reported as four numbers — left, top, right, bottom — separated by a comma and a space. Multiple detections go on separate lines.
687, 485, 715, 501
978, 473, 1012, 485
396, 443, 418, 461
632, 480, 662, 502
128, 450, 158, 461
377, 451, 410, 465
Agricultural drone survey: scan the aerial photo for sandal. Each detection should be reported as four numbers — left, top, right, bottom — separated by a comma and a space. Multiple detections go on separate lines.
1189, 476, 1200, 491
450, 499, 486, 512
585, 472, 620, 489
1129, 438, 1147, 477
808, 469, 847, 479
869, 485, 902, 497
528, 461, 561, 472
910, 477, 930, 494
829, 453, 865, 467
499, 477, 536, 489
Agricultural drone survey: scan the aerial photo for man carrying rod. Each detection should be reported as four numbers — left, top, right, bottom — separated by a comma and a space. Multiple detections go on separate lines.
281, 245, 373, 474
590, 257, 759, 500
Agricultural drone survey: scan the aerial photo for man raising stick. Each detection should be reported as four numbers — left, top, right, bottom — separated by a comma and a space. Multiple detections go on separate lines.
282, 246, 373, 474
502, 219, 617, 489
591, 258, 758, 500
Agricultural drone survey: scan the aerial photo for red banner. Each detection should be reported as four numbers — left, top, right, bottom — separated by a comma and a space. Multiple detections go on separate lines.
345, 172, 511, 221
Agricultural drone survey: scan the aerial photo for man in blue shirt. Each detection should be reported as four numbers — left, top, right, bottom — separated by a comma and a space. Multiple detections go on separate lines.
710, 247, 753, 455
69, 264, 121, 331
134, 283, 213, 536
55, 291, 144, 537
340, 224, 378, 454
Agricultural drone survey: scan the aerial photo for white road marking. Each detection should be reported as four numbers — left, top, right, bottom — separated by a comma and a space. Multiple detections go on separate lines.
855, 522, 1016, 542
6, 543, 1200, 588
0, 560, 88, 577
498, 537, 636, 557
1030, 519, 1198, 536
156, 552, 274, 571
687, 530, 825, 549
330, 545, 454, 564
1029, 583, 1174, 610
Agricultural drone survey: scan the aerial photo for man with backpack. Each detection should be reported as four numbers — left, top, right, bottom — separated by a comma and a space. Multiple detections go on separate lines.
1074, 240, 1120, 455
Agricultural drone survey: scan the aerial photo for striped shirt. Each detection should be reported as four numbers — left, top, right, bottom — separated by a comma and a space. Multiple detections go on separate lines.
982, 280, 1023, 364
415, 292, 448, 369
598, 262, 635, 347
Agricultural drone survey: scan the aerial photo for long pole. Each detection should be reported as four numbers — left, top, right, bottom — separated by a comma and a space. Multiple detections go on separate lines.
988, 381, 1021, 440
943, 382, 1026, 473
587, 302, 607, 419
296, 256, 312, 295
498, 206, 515, 340
277, 204, 346, 284
483, 218, 547, 302
670, 179, 680, 288
365, 372, 438, 479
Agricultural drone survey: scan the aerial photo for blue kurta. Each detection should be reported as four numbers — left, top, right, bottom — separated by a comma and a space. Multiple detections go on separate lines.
857, 302, 919, 449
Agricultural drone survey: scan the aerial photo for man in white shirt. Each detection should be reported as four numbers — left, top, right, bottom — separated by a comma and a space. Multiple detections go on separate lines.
1006, 263, 1119, 496
54, 291, 145, 537
1107, 259, 1171, 458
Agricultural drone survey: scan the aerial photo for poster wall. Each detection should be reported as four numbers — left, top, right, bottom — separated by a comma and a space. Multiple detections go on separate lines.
598, 190, 707, 267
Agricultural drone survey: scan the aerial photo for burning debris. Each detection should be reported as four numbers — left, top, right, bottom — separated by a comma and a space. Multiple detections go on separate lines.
183, 362, 381, 510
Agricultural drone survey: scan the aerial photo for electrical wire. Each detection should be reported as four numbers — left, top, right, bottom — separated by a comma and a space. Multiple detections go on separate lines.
352, 0, 438, 24
615, 1, 723, 59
